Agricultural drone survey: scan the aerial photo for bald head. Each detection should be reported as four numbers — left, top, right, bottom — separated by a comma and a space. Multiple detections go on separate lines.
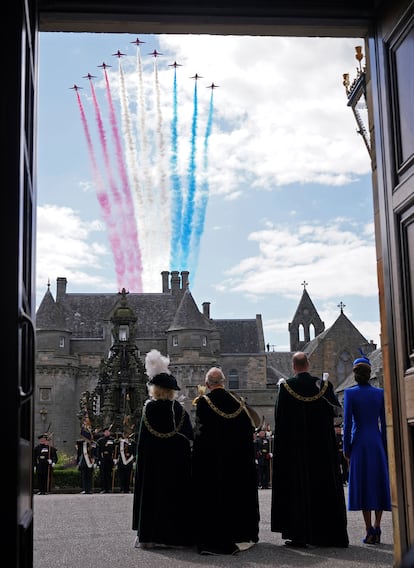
292, 351, 310, 373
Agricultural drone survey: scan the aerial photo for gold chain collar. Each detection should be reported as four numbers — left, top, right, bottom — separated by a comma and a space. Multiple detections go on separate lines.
142, 403, 185, 438
202, 393, 244, 419
281, 378, 329, 402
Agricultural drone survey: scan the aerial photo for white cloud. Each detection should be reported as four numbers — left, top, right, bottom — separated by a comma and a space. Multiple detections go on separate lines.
216, 220, 376, 299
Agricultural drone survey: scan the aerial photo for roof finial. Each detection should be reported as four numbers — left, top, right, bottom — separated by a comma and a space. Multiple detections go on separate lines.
47, 278, 50, 290
338, 301, 346, 313
301, 280, 308, 289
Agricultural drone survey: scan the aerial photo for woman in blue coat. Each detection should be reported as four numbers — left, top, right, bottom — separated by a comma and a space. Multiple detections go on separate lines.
343, 353, 391, 545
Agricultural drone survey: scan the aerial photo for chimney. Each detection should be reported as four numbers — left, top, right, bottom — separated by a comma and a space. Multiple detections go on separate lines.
170, 271, 180, 295
56, 277, 67, 302
202, 302, 211, 319
161, 271, 170, 293
181, 271, 190, 290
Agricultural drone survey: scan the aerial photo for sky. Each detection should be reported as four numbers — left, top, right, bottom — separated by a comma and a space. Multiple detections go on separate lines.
37, 32, 378, 352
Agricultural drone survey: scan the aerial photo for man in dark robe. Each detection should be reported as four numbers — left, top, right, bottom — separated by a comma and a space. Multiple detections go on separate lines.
271, 352, 349, 548
192, 367, 260, 555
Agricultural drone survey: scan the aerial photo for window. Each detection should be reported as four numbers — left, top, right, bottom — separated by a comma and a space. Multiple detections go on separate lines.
59, 336, 65, 348
172, 335, 178, 346
39, 388, 52, 402
202, 335, 207, 346
119, 325, 129, 341
228, 369, 239, 390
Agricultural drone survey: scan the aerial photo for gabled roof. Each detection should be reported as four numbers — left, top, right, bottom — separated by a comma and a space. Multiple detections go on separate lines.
305, 311, 370, 356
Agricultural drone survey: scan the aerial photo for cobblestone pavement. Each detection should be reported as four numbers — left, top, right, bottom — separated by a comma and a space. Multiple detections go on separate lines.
34, 487, 395, 568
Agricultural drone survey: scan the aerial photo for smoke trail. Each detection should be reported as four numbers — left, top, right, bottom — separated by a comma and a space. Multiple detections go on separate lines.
74, 89, 126, 289
102, 66, 143, 291
152, 60, 171, 288
134, 43, 152, 200
88, 78, 129, 281
117, 60, 151, 290
180, 80, 199, 270
169, 66, 183, 270
133, 44, 153, 267
188, 89, 214, 279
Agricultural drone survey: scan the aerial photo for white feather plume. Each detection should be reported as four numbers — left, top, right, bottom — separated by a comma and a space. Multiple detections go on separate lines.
145, 349, 171, 379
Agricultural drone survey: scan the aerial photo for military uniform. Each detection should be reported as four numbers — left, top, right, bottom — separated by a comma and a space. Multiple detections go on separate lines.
255, 431, 272, 489
96, 429, 116, 493
76, 436, 97, 494
116, 436, 136, 493
34, 434, 58, 494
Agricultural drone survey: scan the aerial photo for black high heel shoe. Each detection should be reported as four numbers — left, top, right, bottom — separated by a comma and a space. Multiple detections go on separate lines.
363, 527, 376, 544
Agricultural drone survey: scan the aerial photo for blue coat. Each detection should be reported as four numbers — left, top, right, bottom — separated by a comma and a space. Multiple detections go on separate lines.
343, 384, 391, 511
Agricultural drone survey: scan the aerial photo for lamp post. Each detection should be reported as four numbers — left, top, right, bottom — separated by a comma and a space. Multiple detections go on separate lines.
343, 46, 371, 158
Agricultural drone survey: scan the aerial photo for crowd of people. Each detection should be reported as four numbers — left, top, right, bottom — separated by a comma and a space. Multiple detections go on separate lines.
35, 348, 392, 557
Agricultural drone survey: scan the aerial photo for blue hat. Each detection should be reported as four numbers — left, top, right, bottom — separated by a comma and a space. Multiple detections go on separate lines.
353, 348, 371, 367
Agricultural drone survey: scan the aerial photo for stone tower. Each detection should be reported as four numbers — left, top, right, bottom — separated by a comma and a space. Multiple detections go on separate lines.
289, 285, 325, 352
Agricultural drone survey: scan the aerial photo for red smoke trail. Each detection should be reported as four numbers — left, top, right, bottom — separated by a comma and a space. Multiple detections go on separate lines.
89, 80, 129, 281
103, 68, 143, 291
74, 90, 126, 289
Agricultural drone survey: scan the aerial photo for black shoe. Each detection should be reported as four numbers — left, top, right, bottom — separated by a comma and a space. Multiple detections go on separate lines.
285, 540, 308, 548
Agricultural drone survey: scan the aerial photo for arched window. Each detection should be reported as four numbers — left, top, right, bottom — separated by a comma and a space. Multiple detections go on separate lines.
309, 323, 316, 340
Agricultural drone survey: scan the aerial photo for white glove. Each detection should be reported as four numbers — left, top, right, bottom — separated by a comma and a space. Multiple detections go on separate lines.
113, 459, 118, 465
93, 463, 98, 469
48, 459, 52, 465
269, 453, 273, 459
51, 463, 55, 468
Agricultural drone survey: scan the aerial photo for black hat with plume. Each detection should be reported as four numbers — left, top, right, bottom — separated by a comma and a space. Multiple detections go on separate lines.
145, 349, 180, 391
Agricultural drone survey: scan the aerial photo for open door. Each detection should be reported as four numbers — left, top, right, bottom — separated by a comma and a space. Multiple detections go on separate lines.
369, 0, 414, 559
5, 2, 38, 567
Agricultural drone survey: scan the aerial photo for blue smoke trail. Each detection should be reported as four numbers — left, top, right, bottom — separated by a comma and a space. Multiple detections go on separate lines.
180, 80, 199, 270
188, 90, 214, 279
169, 68, 183, 270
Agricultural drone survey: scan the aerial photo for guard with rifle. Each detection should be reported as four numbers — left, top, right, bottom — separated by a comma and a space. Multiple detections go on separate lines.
33, 432, 58, 495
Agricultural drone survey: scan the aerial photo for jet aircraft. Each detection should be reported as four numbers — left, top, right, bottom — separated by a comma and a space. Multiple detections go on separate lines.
97, 62, 112, 69
82, 73, 97, 80
131, 37, 145, 46
69, 84, 82, 91
190, 73, 203, 80
149, 49, 163, 57
112, 50, 126, 58
168, 61, 182, 68
207, 82, 219, 89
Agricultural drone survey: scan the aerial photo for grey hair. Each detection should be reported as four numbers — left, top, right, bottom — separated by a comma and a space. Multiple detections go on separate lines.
205, 367, 225, 386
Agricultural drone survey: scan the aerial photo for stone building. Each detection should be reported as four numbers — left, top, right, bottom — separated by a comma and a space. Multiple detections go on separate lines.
35, 271, 379, 456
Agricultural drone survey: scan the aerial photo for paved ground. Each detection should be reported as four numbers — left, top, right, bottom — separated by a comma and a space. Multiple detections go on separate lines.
34, 488, 395, 568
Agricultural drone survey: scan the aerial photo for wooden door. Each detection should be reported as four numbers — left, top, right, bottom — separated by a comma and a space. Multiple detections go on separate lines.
369, 0, 414, 559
